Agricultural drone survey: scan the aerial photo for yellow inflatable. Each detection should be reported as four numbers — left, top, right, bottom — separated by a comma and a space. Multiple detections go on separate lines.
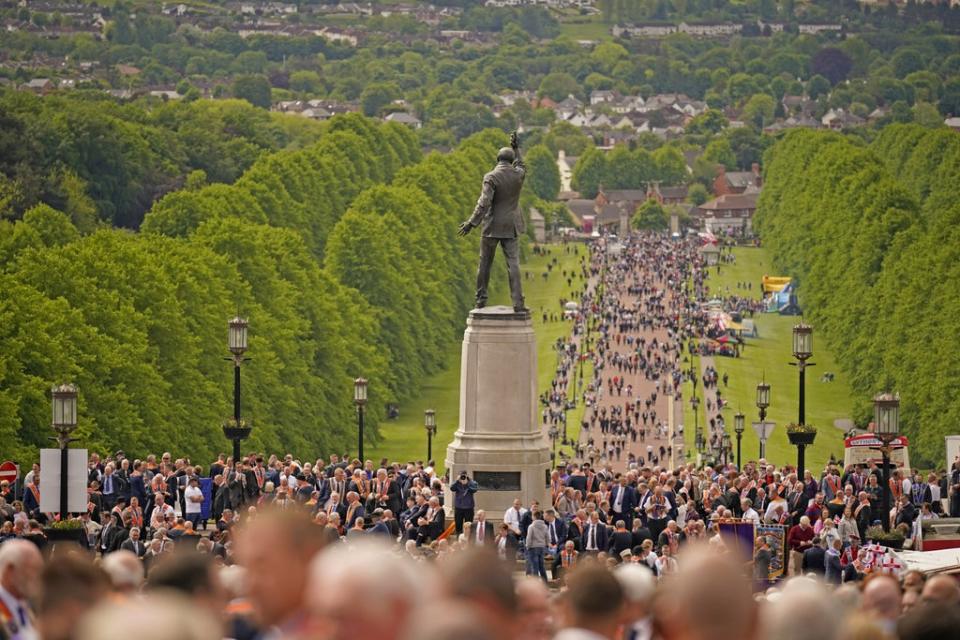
762, 275, 792, 293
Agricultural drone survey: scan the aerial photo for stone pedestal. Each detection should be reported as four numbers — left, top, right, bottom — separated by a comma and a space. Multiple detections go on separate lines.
444, 306, 550, 521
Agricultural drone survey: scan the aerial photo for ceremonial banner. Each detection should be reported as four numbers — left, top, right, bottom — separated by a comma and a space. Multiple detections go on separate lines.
718, 520, 755, 561
200, 477, 212, 520
756, 524, 787, 580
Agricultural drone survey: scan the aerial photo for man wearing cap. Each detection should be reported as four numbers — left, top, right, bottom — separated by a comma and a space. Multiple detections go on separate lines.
458, 133, 527, 312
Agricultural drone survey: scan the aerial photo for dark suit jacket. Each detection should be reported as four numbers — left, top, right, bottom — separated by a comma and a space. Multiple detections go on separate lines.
582, 522, 608, 551
802, 546, 826, 574
467, 159, 526, 238
120, 538, 147, 557
471, 520, 495, 545
610, 485, 638, 520
544, 518, 567, 547
608, 530, 633, 557
425, 507, 445, 540
567, 519, 584, 551
129, 475, 146, 503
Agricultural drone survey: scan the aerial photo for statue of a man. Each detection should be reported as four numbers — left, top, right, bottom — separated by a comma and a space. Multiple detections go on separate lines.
458, 133, 527, 313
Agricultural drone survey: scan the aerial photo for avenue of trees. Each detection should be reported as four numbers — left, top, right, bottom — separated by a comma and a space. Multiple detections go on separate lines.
0, 115, 506, 465
755, 125, 960, 465
0, 90, 326, 229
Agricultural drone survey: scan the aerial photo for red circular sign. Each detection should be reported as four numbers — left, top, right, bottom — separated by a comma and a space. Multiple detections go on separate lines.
0, 461, 18, 483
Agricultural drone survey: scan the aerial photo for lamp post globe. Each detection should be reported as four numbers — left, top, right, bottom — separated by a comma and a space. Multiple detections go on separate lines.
424, 409, 436, 462
52, 382, 79, 520
734, 411, 745, 469
873, 392, 901, 532
792, 322, 813, 361
354, 377, 368, 463
228, 316, 249, 356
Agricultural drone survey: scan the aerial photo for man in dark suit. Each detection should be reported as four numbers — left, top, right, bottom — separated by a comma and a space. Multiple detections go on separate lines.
319, 468, 349, 507
371, 469, 403, 517
543, 509, 567, 557
416, 497, 445, 545
471, 510, 496, 546
801, 537, 826, 575
120, 527, 147, 558
608, 520, 633, 560
566, 512, 585, 551
458, 134, 527, 311
581, 512, 608, 555
610, 477, 638, 529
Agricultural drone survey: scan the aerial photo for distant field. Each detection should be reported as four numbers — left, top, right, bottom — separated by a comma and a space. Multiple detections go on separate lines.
681, 246, 857, 471
557, 18, 613, 42
371, 243, 587, 470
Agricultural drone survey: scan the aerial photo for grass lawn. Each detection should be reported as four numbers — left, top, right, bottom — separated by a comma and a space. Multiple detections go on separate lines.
371, 244, 587, 470
557, 18, 613, 42
680, 246, 856, 471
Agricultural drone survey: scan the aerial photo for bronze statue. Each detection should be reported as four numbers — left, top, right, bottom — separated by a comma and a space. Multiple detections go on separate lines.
458, 132, 527, 313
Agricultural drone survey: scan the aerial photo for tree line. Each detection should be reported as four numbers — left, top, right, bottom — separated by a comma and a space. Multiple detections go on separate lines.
0, 114, 507, 465
756, 124, 960, 466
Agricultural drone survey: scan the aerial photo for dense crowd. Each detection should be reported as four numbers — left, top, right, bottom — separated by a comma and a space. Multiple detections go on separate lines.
1, 234, 959, 640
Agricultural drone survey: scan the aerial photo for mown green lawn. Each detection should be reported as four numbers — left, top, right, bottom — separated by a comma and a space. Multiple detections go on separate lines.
557, 18, 613, 42
371, 244, 587, 470
680, 246, 857, 471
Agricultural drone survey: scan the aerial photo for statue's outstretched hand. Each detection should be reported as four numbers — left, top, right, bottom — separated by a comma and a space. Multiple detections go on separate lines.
458, 221, 473, 236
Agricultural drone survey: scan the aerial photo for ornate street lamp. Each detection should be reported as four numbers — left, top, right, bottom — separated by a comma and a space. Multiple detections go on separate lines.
721, 432, 732, 467
734, 410, 745, 469
787, 322, 816, 475
754, 378, 773, 459
52, 383, 78, 519
424, 409, 437, 462
223, 316, 251, 464
354, 377, 368, 462
874, 392, 901, 532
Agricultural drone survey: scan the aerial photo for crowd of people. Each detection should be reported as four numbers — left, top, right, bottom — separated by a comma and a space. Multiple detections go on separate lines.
1, 234, 959, 640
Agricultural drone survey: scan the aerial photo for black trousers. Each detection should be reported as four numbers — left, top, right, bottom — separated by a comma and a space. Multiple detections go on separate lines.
476, 236, 523, 308
455, 507, 474, 535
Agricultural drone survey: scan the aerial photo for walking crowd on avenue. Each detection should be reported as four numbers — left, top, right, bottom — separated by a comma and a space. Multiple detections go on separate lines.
1, 234, 959, 640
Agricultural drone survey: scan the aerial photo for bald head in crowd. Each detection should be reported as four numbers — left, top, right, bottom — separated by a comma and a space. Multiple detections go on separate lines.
0, 538, 43, 602
564, 563, 625, 640
235, 508, 325, 629
309, 540, 424, 640
861, 574, 902, 626
920, 574, 960, 606
654, 547, 756, 640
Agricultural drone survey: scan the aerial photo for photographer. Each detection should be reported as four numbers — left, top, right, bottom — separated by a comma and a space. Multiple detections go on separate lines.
451, 471, 479, 535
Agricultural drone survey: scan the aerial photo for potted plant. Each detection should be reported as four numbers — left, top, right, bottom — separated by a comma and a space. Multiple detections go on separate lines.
786, 423, 817, 446
44, 517, 87, 546
866, 525, 906, 550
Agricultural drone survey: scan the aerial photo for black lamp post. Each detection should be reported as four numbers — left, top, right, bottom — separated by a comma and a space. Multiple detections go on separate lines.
756, 380, 771, 458
734, 411, 744, 469
354, 377, 368, 462
721, 433, 732, 467
223, 316, 250, 464
51, 383, 78, 520
424, 409, 436, 462
787, 322, 816, 475
874, 392, 900, 532
548, 425, 559, 463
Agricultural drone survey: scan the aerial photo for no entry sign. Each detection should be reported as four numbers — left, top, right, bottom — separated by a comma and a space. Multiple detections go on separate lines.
0, 461, 18, 483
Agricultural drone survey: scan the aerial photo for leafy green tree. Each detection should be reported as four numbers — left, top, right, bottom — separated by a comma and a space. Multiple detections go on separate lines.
232, 74, 272, 109
652, 146, 688, 185
360, 82, 399, 117
631, 199, 668, 230
811, 47, 853, 85
687, 183, 709, 206
525, 145, 560, 201
742, 94, 777, 129
538, 72, 579, 102
807, 75, 832, 100
571, 148, 607, 199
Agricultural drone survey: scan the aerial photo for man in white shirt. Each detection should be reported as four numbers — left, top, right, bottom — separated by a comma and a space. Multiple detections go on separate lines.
184, 477, 204, 528
503, 499, 525, 537
740, 498, 760, 525
0, 539, 42, 640
150, 492, 175, 530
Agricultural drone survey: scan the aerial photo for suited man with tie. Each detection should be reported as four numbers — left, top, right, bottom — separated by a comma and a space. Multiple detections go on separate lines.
582, 512, 608, 556
322, 492, 347, 523
0, 540, 42, 640
416, 496, 445, 544
553, 540, 579, 582
610, 476, 639, 529
320, 468, 348, 506
471, 510, 495, 546
119, 527, 147, 558
543, 509, 567, 557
